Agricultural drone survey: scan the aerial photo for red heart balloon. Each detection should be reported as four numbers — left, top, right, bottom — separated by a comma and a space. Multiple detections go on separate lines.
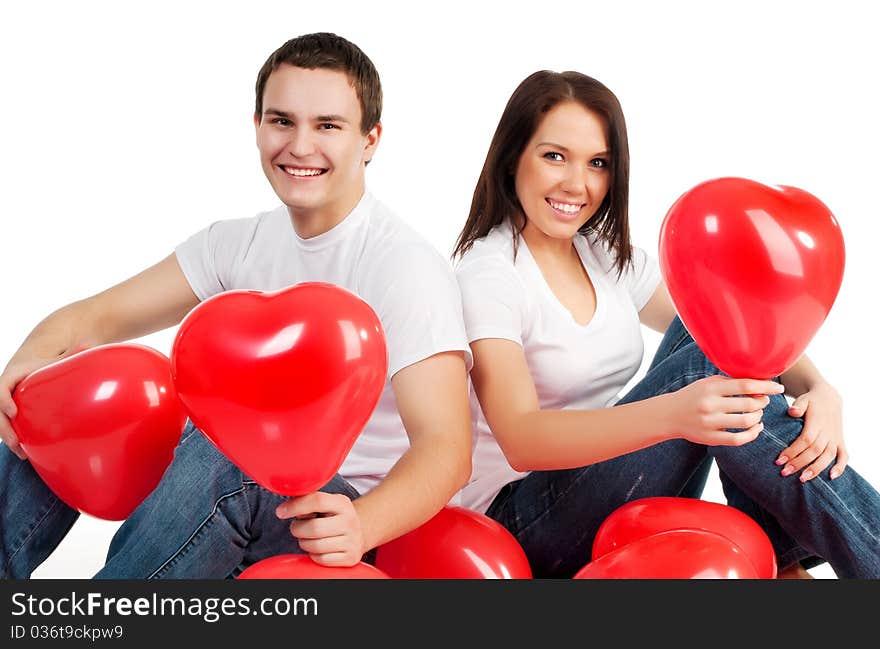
170, 282, 387, 496
659, 177, 845, 379
374, 506, 532, 579
575, 529, 759, 579
10, 344, 186, 521
592, 497, 776, 578
237, 554, 389, 579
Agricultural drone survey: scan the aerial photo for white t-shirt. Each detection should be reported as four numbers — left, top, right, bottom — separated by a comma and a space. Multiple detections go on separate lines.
455, 222, 661, 514
174, 190, 472, 496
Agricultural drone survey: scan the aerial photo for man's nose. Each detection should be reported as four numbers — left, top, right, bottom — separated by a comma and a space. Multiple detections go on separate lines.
286, 128, 317, 157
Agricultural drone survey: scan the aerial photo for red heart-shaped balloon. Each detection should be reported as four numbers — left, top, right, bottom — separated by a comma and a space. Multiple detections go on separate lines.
11, 344, 186, 520
659, 177, 845, 379
374, 506, 532, 579
592, 497, 777, 578
170, 282, 387, 496
575, 528, 759, 579
237, 554, 389, 579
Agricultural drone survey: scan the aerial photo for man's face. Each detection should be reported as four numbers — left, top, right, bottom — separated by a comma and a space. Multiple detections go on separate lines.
255, 65, 380, 225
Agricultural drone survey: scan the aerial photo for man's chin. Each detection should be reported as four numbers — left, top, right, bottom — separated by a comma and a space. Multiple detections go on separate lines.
276, 192, 326, 213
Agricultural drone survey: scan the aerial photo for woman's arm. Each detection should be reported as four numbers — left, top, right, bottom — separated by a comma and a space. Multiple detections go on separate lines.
470, 337, 779, 472
638, 281, 677, 334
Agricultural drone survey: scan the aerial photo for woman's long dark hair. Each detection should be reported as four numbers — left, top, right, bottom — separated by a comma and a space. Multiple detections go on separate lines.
452, 70, 633, 276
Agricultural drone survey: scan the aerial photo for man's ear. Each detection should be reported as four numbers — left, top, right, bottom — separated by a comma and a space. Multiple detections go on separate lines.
363, 122, 382, 165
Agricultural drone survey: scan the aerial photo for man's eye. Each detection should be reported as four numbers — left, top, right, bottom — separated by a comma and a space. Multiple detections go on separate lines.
318, 123, 339, 130
272, 118, 291, 126
543, 152, 564, 162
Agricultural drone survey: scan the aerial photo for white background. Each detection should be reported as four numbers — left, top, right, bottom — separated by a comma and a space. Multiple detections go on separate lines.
1, 1, 876, 579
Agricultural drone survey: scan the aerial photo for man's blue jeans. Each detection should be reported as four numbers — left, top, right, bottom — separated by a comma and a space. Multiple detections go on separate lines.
485, 316, 880, 578
0, 421, 361, 579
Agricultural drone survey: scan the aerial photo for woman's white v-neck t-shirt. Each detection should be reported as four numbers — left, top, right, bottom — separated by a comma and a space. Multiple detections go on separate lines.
455, 222, 661, 513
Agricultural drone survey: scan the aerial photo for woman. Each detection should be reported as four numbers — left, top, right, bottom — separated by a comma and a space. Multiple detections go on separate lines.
453, 70, 880, 579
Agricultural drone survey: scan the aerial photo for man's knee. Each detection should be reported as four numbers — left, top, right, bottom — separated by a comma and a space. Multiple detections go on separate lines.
156, 427, 243, 495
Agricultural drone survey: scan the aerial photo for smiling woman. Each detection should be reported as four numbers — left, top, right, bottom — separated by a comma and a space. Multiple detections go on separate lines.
451, 70, 880, 579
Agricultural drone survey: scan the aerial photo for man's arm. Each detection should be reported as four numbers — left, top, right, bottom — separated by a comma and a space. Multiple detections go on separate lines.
355, 350, 472, 550
277, 350, 472, 566
0, 253, 200, 457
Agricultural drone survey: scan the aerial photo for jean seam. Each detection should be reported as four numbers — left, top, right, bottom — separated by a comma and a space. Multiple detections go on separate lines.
721, 423, 879, 572
180, 427, 198, 445
241, 476, 253, 524
758, 425, 880, 544
5, 494, 66, 577
148, 485, 247, 579
669, 330, 693, 355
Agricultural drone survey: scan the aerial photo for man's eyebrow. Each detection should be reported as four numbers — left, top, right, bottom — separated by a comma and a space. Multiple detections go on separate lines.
263, 109, 350, 124
315, 114, 350, 124
263, 108, 290, 118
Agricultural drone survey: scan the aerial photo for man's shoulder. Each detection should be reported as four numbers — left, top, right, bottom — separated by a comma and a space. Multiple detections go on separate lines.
178, 206, 289, 260
365, 198, 430, 245
362, 198, 451, 272
208, 205, 288, 237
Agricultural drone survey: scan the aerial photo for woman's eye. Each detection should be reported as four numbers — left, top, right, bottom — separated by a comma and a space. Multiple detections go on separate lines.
543, 152, 564, 162
591, 158, 608, 168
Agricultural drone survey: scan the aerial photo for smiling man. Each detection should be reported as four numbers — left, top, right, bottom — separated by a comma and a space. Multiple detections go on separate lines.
0, 33, 473, 578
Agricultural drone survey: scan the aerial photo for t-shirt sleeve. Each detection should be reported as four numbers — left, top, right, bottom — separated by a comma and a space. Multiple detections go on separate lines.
362, 243, 473, 378
174, 218, 253, 300
455, 253, 525, 347
621, 245, 662, 311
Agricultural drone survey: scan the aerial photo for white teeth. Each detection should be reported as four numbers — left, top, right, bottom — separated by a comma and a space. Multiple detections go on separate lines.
548, 199, 582, 214
283, 167, 324, 177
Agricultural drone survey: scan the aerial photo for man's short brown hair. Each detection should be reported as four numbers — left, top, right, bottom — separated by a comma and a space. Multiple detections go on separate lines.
255, 32, 382, 135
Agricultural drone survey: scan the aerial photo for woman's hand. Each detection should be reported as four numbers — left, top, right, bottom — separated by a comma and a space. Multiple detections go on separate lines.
776, 381, 846, 482
667, 375, 785, 447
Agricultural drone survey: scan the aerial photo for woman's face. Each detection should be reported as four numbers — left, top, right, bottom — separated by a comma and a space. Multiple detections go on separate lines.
514, 101, 611, 243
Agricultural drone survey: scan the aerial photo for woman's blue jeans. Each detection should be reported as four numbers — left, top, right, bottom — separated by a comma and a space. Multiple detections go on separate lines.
0, 421, 361, 579
485, 316, 880, 578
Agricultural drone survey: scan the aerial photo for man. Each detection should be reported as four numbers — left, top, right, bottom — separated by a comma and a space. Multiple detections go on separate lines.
0, 32, 472, 578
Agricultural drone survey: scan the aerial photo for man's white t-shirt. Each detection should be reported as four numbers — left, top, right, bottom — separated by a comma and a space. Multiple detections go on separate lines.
174, 190, 472, 496
455, 222, 661, 514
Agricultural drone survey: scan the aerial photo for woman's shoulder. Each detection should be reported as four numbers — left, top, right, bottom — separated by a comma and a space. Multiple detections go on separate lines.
456, 224, 516, 271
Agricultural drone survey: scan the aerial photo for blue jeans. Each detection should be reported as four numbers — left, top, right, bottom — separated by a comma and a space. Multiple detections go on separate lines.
485, 316, 880, 579
1, 421, 361, 579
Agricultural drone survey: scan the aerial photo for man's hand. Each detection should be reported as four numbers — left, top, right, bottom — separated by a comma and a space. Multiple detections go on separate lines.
0, 358, 60, 460
276, 492, 366, 567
